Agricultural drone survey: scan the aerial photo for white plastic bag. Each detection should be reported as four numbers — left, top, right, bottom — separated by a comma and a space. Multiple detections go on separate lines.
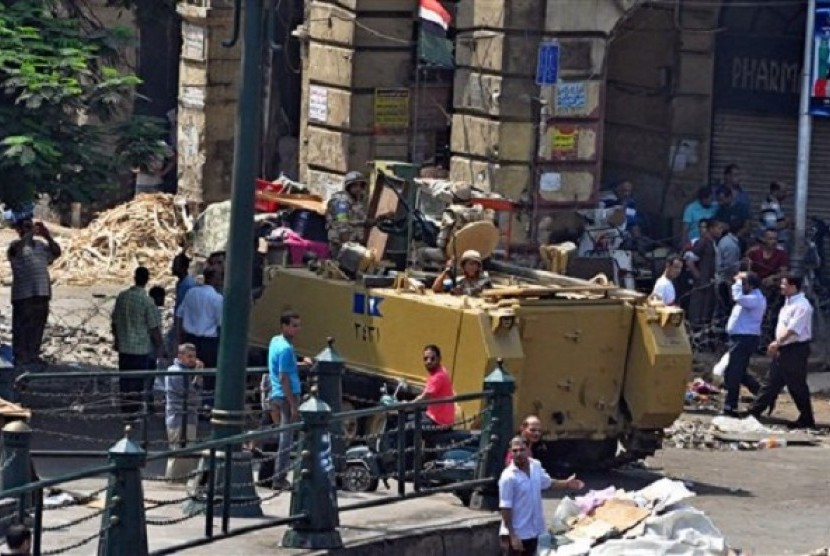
711, 352, 729, 386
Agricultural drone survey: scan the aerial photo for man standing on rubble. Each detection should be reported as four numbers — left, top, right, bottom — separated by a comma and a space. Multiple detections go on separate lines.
499, 436, 584, 555
326, 171, 372, 258
7, 218, 61, 365
111, 266, 166, 414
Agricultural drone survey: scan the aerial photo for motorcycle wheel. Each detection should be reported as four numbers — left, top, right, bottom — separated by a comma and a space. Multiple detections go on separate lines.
341, 463, 379, 493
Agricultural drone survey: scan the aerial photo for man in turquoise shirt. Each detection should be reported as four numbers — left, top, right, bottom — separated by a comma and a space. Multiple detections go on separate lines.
682, 186, 718, 246
268, 310, 308, 490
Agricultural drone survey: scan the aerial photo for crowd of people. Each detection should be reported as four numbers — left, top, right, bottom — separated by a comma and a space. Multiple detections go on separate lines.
645, 164, 816, 429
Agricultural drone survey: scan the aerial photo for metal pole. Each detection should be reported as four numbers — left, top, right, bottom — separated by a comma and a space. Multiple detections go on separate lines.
212, 0, 264, 440
794, 0, 817, 271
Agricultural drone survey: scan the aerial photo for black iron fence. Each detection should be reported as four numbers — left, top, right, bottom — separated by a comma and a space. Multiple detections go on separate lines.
0, 340, 516, 555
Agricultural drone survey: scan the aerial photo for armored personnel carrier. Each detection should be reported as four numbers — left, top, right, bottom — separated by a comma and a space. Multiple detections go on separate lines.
249, 259, 691, 469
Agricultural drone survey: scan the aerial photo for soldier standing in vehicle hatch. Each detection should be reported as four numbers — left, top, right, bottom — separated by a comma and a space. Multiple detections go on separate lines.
326, 171, 372, 258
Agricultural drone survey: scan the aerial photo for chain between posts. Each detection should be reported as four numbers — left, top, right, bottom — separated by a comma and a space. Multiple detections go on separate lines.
41, 507, 107, 532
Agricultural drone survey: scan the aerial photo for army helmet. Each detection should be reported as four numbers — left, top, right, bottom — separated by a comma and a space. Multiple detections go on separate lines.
344, 171, 367, 192
460, 249, 482, 265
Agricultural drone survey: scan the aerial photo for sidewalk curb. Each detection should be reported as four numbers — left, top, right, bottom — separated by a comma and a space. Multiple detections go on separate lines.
308, 516, 500, 556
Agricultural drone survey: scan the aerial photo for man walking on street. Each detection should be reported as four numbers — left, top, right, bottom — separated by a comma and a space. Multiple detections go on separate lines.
499, 436, 583, 555
112, 267, 165, 415
749, 274, 816, 429
722, 272, 766, 417
7, 218, 61, 365
176, 265, 223, 408
268, 310, 310, 490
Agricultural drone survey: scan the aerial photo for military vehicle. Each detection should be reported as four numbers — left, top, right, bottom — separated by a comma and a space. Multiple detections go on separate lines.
249, 257, 691, 470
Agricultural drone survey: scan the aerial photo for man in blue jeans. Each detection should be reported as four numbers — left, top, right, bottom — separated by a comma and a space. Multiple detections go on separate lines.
722, 271, 766, 417
268, 310, 311, 490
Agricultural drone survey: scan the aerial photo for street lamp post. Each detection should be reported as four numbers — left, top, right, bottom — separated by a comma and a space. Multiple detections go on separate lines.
209, 0, 265, 517
794, 0, 817, 271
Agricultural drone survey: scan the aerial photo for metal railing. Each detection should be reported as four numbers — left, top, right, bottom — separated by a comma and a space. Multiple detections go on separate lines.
0, 341, 517, 555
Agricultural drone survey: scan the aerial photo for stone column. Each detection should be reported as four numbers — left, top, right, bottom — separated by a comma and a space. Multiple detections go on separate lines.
176, 1, 241, 206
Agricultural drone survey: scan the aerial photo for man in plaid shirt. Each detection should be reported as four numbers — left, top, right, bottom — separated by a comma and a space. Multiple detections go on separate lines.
111, 267, 167, 414
7, 218, 61, 365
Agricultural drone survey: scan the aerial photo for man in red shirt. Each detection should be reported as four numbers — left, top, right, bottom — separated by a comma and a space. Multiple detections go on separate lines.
747, 229, 789, 289
411, 344, 456, 428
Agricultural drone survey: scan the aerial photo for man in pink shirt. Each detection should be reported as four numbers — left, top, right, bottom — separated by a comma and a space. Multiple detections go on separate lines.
411, 344, 456, 428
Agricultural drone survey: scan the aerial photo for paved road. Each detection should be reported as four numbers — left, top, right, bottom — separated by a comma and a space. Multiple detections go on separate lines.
20, 437, 828, 555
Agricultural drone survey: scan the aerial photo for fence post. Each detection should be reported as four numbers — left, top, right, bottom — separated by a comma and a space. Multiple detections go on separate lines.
310, 337, 345, 473
281, 393, 343, 549
470, 358, 515, 512
97, 428, 148, 556
1, 420, 31, 531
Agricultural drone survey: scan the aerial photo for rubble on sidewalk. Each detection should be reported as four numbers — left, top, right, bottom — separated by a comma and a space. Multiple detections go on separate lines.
540, 478, 732, 555
665, 415, 822, 451
51, 193, 189, 286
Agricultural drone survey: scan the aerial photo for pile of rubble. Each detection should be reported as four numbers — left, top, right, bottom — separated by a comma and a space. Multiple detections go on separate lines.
51, 194, 189, 286
665, 415, 823, 451
541, 478, 732, 555
0, 312, 116, 368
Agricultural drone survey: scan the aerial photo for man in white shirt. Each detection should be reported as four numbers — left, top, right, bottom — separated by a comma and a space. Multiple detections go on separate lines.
749, 273, 815, 429
650, 255, 683, 305
176, 265, 223, 407
499, 436, 583, 555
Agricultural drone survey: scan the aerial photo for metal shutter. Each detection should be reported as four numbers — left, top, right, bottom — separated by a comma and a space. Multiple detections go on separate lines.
710, 111, 830, 226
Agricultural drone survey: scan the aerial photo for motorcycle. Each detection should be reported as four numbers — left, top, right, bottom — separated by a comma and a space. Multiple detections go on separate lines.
339, 381, 480, 505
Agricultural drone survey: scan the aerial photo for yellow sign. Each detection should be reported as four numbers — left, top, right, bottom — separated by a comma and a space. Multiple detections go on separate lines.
374, 88, 410, 130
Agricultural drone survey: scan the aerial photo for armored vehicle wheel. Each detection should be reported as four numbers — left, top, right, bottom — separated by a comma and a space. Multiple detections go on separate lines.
342, 463, 379, 493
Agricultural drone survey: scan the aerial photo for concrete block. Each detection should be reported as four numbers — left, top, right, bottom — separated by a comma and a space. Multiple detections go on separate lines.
455, 0, 546, 32
453, 69, 538, 119
306, 126, 374, 173
203, 138, 235, 203
606, 90, 671, 130
306, 167, 345, 200
450, 156, 532, 198
676, 53, 714, 96
309, 2, 414, 48
308, 43, 412, 88
535, 167, 596, 203
603, 124, 669, 174
559, 38, 607, 77
671, 96, 713, 135
450, 114, 535, 162
305, 85, 375, 131
179, 62, 208, 87
456, 30, 540, 77
545, 0, 629, 35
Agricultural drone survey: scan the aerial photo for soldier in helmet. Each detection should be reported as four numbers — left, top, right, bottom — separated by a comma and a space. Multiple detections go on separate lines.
326, 171, 373, 258
417, 182, 491, 267
431, 249, 492, 296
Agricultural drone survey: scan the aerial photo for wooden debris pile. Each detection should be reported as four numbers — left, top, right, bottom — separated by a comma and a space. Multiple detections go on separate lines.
52, 194, 187, 285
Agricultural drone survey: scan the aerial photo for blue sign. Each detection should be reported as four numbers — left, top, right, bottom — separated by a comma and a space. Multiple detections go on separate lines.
536, 42, 560, 86
352, 293, 384, 317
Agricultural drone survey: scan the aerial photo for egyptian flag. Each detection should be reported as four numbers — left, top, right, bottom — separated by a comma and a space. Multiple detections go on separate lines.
418, 0, 454, 68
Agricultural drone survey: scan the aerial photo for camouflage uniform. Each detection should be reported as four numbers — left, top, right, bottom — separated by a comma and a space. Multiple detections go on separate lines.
326, 191, 367, 258
454, 273, 492, 296
418, 204, 492, 265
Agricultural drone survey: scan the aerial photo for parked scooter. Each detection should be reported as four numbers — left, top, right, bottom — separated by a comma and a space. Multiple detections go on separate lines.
339, 381, 479, 505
